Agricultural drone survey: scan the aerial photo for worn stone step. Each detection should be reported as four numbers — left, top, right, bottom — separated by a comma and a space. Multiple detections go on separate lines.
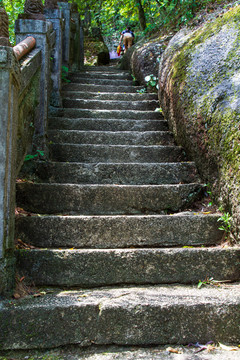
69, 71, 133, 80
1, 345, 239, 359
82, 66, 128, 72
48, 130, 174, 146
49, 144, 185, 163
1, 284, 239, 349
51, 108, 162, 120
16, 247, 240, 287
34, 162, 199, 185
62, 99, 159, 111
62, 91, 158, 101
15, 213, 222, 248
62, 83, 145, 93
48, 118, 168, 131
16, 183, 202, 215
68, 78, 134, 86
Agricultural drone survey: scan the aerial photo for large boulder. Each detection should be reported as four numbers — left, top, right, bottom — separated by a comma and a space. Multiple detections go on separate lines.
159, 6, 240, 238
120, 35, 172, 86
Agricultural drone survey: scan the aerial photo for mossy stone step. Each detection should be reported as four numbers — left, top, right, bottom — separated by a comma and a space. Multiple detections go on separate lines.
48, 130, 174, 146
69, 71, 133, 80
68, 78, 133, 86
62, 91, 158, 101
16, 247, 240, 287
49, 144, 185, 163
82, 66, 129, 72
16, 183, 202, 215
48, 118, 168, 131
1, 285, 239, 350
34, 162, 199, 185
62, 83, 146, 93
51, 108, 162, 120
15, 213, 222, 248
62, 99, 159, 111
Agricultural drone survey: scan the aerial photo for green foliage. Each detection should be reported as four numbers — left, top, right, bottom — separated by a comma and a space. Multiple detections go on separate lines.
3, 0, 25, 44
217, 212, 232, 236
61, 66, 70, 83
3, 0, 232, 47
145, 74, 159, 90
24, 150, 44, 162
137, 88, 147, 94
205, 183, 213, 207
198, 276, 214, 288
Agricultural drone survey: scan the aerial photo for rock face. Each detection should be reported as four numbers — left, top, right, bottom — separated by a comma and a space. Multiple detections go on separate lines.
158, 6, 240, 238
131, 37, 167, 84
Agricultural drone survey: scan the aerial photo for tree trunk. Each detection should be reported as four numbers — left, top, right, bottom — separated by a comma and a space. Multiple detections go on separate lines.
136, 0, 146, 30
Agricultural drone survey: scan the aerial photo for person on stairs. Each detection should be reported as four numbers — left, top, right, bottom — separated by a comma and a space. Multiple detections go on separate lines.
119, 26, 134, 53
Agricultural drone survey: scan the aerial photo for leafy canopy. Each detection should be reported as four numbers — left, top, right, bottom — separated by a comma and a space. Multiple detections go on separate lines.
3, 0, 229, 44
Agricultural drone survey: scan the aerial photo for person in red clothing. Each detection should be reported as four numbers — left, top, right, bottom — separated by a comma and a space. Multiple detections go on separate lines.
119, 26, 135, 53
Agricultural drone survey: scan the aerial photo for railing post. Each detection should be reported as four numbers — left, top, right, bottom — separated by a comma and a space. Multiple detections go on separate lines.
79, 24, 84, 69
15, 0, 53, 151
44, 1, 63, 107
71, 2, 80, 71
58, 1, 72, 71
0, 5, 20, 295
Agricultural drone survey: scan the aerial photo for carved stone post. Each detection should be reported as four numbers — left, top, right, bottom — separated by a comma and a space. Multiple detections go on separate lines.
15, 0, 53, 151
58, 1, 72, 70
71, 2, 80, 71
79, 23, 84, 69
0, 5, 19, 295
44, 0, 63, 107
0, 3, 10, 46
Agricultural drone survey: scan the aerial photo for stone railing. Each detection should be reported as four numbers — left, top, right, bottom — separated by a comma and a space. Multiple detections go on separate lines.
0, 0, 84, 295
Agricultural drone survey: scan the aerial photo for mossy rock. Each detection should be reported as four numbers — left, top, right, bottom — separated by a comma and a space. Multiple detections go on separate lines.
159, 5, 240, 239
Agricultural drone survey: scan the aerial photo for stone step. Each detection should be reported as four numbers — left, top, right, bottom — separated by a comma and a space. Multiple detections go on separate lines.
16, 183, 202, 215
16, 247, 240, 287
51, 108, 163, 120
1, 345, 239, 359
48, 118, 168, 131
62, 99, 159, 111
82, 66, 128, 72
62, 83, 145, 93
34, 162, 199, 185
48, 130, 174, 146
1, 284, 239, 349
68, 78, 134, 86
62, 91, 157, 101
15, 213, 222, 248
49, 144, 185, 163
69, 71, 133, 80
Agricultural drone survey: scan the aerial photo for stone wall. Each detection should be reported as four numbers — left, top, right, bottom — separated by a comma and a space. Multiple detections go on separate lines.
17, 49, 41, 172
0, 1, 83, 295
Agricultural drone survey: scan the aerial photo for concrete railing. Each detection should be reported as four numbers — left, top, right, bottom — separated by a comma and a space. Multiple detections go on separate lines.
0, 1, 84, 295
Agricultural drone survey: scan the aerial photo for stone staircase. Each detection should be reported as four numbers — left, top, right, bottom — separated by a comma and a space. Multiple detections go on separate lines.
1, 66, 240, 350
